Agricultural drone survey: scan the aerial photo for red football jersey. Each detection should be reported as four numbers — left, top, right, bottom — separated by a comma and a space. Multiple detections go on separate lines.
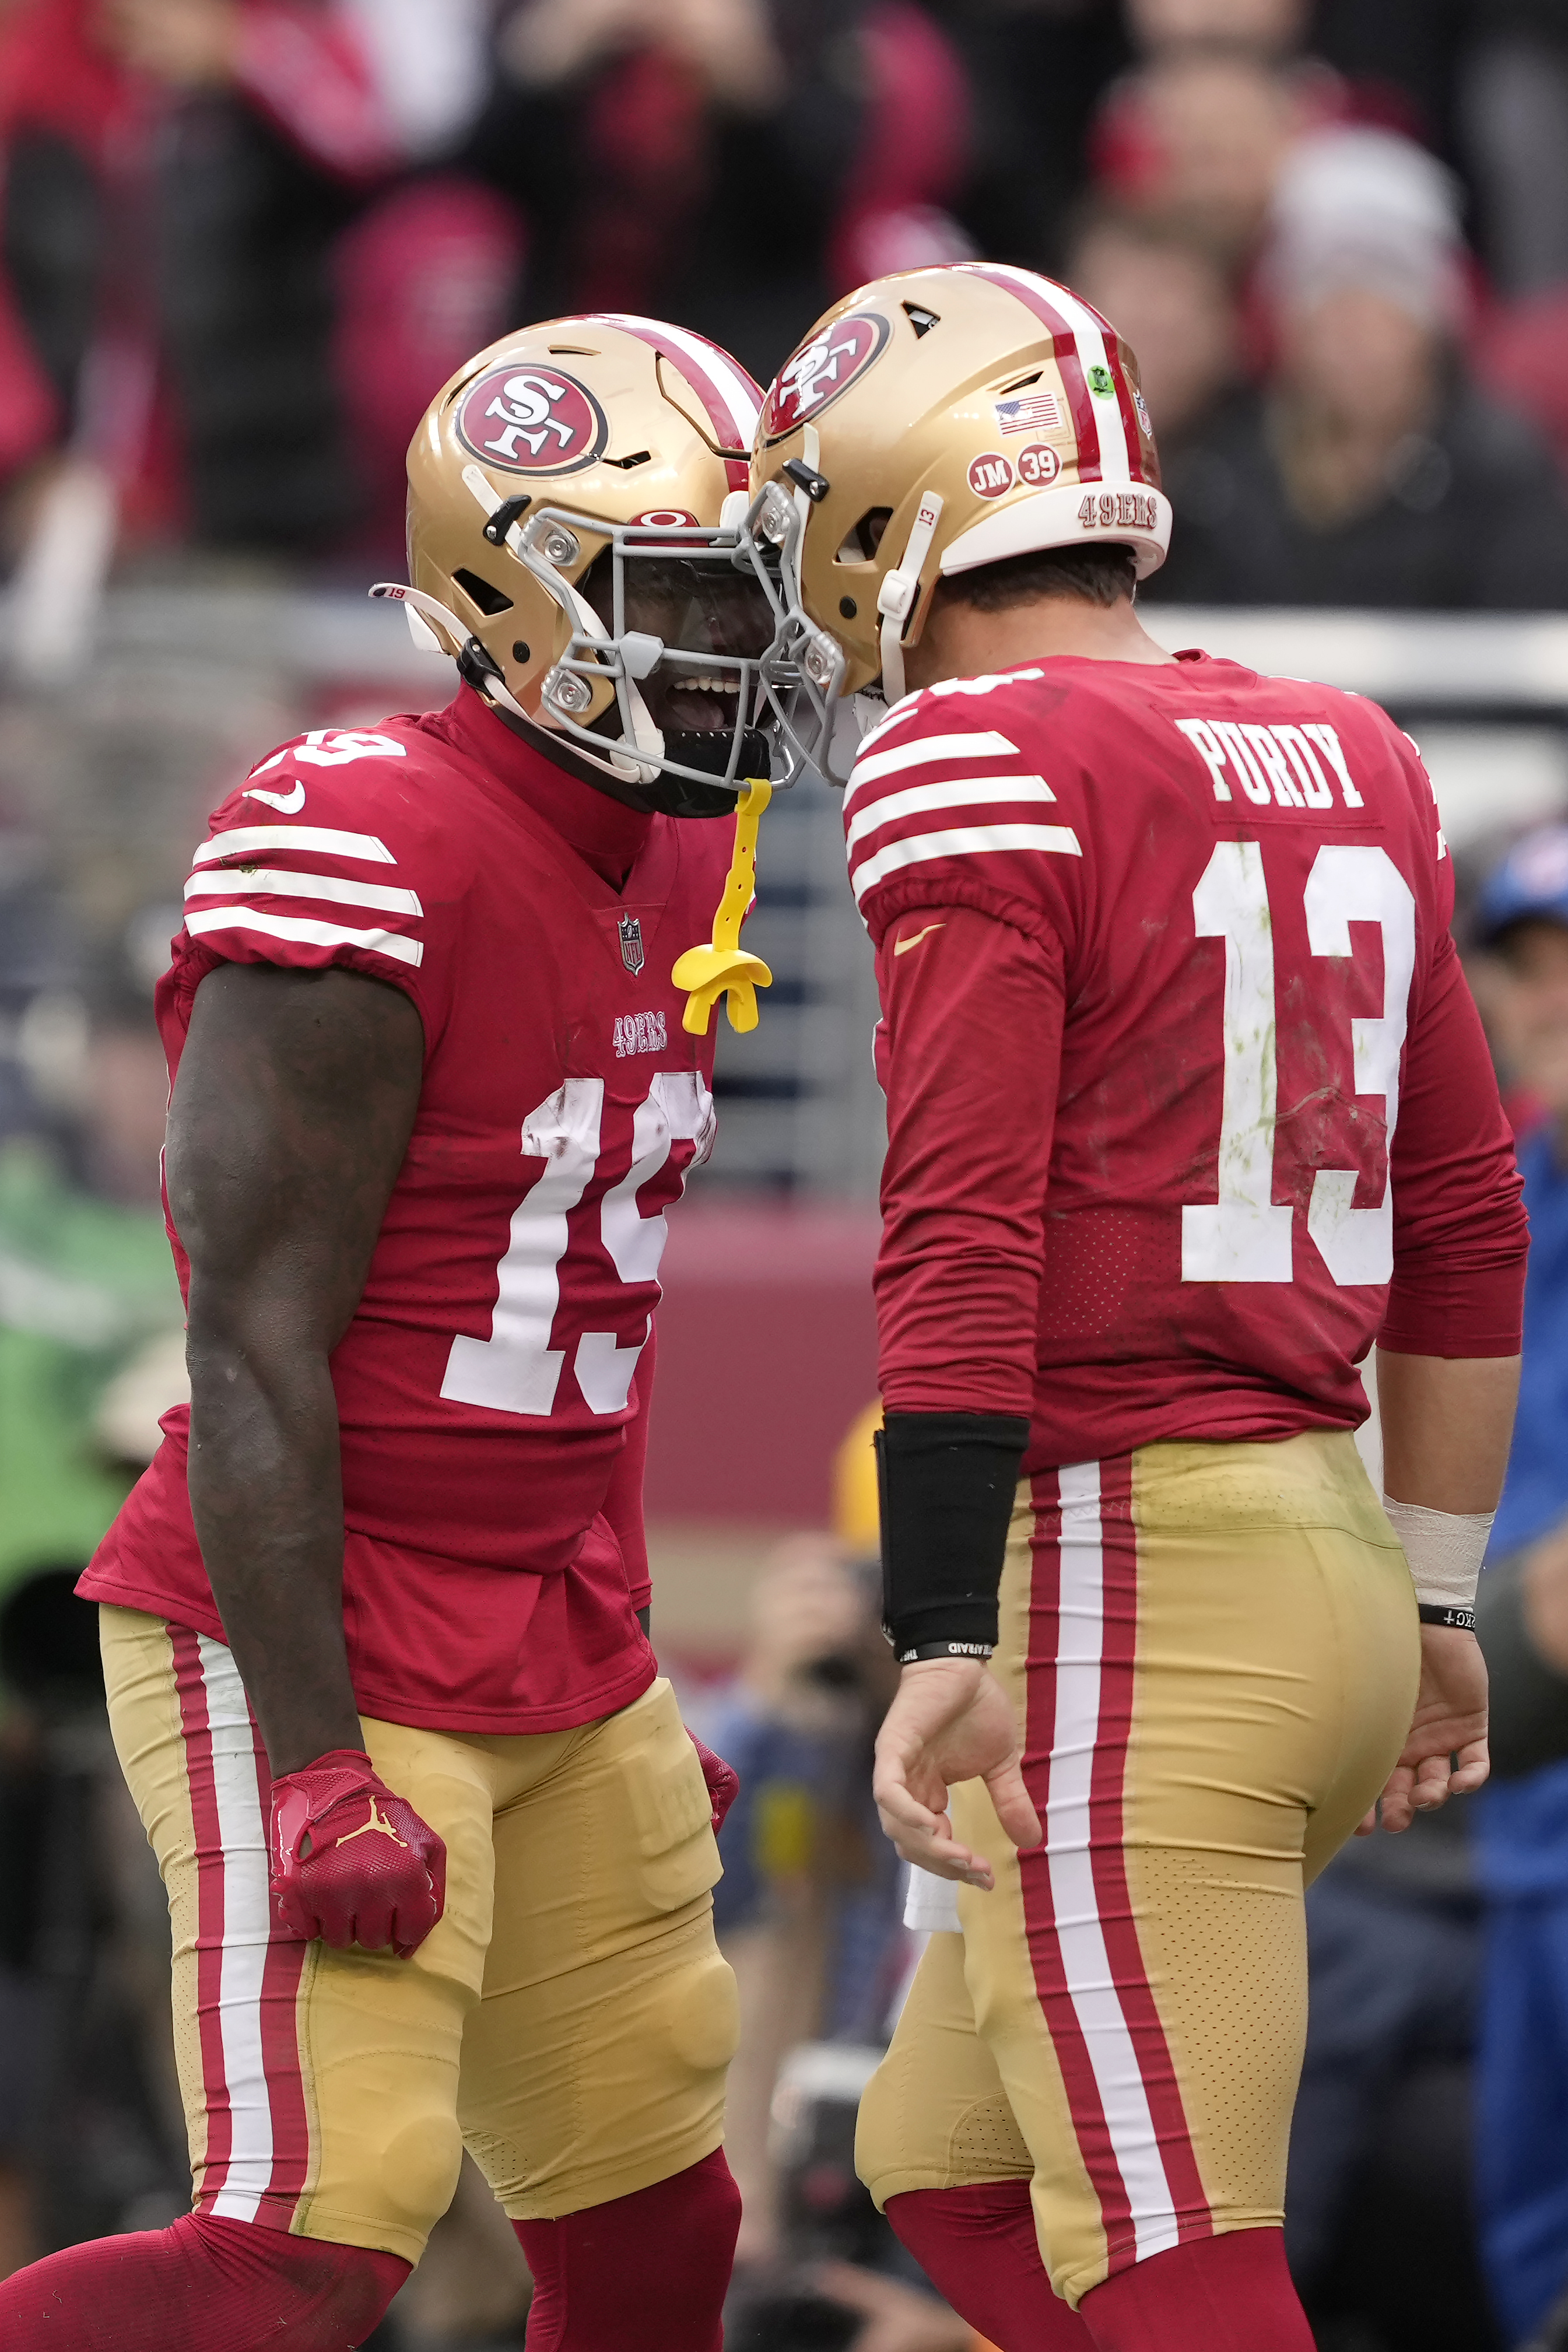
81, 686, 732, 1731
848, 652, 1527, 1464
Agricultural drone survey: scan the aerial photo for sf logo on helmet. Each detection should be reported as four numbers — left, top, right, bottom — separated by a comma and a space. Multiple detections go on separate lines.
457, 363, 609, 475
763, 311, 890, 441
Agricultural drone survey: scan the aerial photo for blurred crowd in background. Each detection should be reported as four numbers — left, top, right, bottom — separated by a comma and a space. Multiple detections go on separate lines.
5, 0, 1568, 600
9, 3, 1568, 2350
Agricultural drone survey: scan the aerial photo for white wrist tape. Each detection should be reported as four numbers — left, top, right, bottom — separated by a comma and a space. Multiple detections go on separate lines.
1381, 1495, 1492, 1611
903, 1863, 962, 1934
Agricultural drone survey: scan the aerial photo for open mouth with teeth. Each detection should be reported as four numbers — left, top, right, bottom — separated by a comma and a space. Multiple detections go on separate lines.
643, 667, 745, 735
581, 553, 774, 742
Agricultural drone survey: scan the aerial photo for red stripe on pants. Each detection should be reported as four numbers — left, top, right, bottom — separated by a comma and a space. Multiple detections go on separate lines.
1018, 1467, 1134, 2251
248, 1719, 311, 2219
1082, 1458, 1210, 2248
169, 1624, 311, 2228
170, 1623, 234, 2209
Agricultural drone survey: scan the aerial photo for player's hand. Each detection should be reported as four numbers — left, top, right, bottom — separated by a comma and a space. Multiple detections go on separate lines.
689, 1730, 740, 1834
872, 1657, 1041, 1890
1358, 1625, 1489, 1837
269, 1749, 446, 1959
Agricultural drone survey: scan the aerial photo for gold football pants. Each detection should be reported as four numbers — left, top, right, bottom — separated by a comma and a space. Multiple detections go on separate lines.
101, 1607, 739, 2265
856, 1432, 1419, 2309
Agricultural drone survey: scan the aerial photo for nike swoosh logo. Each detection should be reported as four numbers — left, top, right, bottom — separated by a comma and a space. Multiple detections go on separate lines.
893, 923, 945, 957
244, 780, 306, 813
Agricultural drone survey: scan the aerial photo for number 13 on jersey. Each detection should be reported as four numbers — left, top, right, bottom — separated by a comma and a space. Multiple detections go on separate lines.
1182, 840, 1416, 1287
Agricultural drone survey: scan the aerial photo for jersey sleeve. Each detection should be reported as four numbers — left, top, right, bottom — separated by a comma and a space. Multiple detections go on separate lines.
844, 679, 1086, 958
1380, 928, 1528, 1358
172, 725, 460, 1043
1383, 713, 1457, 927
874, 904, 1064, 1417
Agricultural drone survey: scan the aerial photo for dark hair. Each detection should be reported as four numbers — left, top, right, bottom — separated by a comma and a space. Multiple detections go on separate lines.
936, 543, 1138, 613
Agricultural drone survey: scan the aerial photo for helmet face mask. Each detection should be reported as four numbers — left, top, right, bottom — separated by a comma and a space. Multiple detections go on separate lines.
743, 263, 1174, 782
736, 476, 851, 791
387, 317, 780, 812
515, 507, 780, 804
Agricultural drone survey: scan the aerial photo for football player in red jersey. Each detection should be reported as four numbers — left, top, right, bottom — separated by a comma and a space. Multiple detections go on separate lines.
0, 318, 773, 2351
745, 265, 1528, 2351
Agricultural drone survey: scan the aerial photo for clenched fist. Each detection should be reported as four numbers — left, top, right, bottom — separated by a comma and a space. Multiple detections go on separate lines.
269, 1749, 446, 1960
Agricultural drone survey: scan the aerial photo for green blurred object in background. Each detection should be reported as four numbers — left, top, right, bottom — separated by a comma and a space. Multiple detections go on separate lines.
0, 1142, 182, 1599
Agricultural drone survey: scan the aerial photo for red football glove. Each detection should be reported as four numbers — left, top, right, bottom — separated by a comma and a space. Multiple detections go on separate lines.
689, 1731, 740, 1835
269, 1749, 446, 1961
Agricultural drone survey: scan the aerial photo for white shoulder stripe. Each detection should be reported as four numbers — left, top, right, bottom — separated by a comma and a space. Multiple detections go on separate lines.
846, 731, 1022, 804
184, 868, 423, 917
192, 826, 396, 867
184, 907, 425, 968
854, 693, 925, 758
846, 776, 1057, 855
851, 823, 1082, 900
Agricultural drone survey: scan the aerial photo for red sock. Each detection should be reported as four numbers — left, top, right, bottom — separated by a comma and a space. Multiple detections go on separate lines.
886, 2183, 1095, 2348
886, 2192, 1311, 2352
0, 2209, 408, 2350
1079, 2227, 1313, 2351
513, 2147, 741, 2351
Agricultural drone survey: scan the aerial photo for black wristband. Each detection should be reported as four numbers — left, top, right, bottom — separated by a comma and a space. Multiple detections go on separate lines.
896, 1640, 996, 1666
877, 1411, 1030, 1659
1418, 1602, 1476, 1631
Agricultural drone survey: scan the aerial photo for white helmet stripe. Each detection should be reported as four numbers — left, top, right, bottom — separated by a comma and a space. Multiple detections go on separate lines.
957, 262, 1135, 487
637, 318, 763, 447
592, 314, 763, 475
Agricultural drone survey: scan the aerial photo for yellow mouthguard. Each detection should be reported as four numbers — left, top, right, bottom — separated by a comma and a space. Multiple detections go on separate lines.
672, 779, 774, 1035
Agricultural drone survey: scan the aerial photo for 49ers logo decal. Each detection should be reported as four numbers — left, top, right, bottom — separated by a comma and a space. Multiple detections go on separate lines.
457, 364, 609, 475
763, 311, 890, 441
1079, 489, 1160, 531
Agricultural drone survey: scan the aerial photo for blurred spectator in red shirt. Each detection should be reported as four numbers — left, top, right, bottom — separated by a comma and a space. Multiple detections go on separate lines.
1145, 123, 1568, 609
0, 0, 406, 555
462, 0, 973, 384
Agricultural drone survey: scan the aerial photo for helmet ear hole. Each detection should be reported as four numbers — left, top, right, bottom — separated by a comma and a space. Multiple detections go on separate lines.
452, 568, 514, 616
835, 508, 892, 565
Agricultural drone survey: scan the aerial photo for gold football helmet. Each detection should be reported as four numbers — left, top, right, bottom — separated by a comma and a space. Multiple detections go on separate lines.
375, 314, 774, 814
743, 263, 1172, 781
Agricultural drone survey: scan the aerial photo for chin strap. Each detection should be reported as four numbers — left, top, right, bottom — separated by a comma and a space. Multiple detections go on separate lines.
672, 781, 774, 1035
372, 574, 666, 785
370, 583, 535, 720
876, 489, 943, 707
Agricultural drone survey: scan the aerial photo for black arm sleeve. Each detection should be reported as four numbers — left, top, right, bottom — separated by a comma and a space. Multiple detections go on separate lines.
877, 1411, 1030, 1660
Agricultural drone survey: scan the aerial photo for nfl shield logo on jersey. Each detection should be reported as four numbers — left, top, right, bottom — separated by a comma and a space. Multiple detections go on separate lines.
618, 914, 646, 975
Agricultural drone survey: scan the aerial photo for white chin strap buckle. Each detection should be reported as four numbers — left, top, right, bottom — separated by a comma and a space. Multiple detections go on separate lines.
371, 582, 532, 721
877, 490, 943, 706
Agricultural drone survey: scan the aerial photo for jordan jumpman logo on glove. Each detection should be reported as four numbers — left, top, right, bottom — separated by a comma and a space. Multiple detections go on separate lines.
269, 1750, 447, 1960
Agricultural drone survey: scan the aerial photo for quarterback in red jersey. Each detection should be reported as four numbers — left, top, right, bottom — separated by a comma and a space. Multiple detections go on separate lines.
0, 317, 773, 2351
747, 263, 1528, 2351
